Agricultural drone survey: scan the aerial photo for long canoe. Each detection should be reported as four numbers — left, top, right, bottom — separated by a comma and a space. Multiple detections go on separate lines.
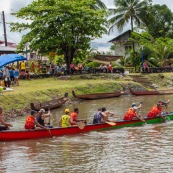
130, 88, 159, 96
30, 93, 68, 111
158, 89, 173, 95
1, 113, 173, 141
72, 90, 122, 100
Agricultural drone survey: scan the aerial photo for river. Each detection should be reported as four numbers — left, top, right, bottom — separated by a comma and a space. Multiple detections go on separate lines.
0, 95, 173, 173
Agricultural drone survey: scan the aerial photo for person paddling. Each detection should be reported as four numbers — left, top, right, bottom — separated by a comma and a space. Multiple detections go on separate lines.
147, 100, 170, 120
59, 109, 72, 127
123, 103, 145, 122
0, 107, 13, 130
70, 108, 86, 126
36, 109, 52, 128
24, 110, 49, 130
93, 107, 115, 124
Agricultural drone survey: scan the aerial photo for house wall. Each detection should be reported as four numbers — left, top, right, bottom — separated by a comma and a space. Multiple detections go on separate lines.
113, 43, 140, 57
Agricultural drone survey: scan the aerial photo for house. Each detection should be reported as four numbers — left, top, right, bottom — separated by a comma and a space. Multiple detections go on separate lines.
108, 30, 139, 57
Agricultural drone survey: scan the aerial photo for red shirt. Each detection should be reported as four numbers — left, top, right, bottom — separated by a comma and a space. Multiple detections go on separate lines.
147, 106, 162, 118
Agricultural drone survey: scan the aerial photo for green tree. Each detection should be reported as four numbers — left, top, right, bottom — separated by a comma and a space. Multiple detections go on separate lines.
143, 4, 173, 38
10, 0, 107, 69
108, 0, 151, 51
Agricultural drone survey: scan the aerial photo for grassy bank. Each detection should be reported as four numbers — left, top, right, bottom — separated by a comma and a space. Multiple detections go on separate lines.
1, 74, 141, 112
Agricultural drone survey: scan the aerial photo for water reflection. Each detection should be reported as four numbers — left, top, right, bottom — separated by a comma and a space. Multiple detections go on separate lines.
1, 95, 173, 172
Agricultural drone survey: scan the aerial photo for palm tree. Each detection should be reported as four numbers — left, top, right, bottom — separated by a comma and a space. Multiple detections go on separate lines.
108, 0, 151, 51
92, 0, 107, 10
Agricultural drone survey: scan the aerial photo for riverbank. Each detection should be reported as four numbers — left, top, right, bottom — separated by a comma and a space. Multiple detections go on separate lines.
2, 73, 173, 118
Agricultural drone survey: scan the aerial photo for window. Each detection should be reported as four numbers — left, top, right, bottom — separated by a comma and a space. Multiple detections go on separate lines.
125, 45, 132, 52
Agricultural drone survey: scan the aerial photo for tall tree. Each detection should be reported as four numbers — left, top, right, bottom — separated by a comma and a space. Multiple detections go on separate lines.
108, 0, 152, 51
143, 4, 173, 38
10, 0, 107, 69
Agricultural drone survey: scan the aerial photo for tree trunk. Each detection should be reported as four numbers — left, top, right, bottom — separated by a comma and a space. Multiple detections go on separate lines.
131, 16, 135, 52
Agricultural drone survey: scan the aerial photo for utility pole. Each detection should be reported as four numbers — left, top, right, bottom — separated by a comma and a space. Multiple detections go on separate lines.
2, 11, 7, 47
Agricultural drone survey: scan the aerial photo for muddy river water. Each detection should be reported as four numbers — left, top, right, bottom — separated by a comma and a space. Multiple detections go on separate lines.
1, 95, 173, 173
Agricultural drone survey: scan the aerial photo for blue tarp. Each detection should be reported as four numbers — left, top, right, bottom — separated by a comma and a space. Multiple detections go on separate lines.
0, 54, 27, 67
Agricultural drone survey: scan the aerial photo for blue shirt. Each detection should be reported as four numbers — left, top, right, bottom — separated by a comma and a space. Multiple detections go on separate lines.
14, 70, 19, 77
9, 69, 14, 76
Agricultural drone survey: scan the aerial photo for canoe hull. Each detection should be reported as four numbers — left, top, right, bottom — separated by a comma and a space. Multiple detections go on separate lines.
1, 113, 173, 141
130, 88, 159, 96
72, 90, 122, 100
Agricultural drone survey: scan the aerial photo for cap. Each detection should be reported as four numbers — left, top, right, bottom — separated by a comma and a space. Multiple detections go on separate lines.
39, 109, 45, 113
31, 110, 37, 115
132, 103, 136, 107
65, 109, 70, 113
132, 106, 138, 110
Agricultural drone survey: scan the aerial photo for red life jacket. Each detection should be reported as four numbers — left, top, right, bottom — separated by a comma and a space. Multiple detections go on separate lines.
70, 112, 77, 125
24, 115, 35, 129
147, 106, 162, 118
123, 108, 136, 121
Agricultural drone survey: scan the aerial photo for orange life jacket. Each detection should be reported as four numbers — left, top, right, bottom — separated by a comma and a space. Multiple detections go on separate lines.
147, 106, 162, 117
24, 115, 35, 129
123, 108, 136, 121
70, 112, 77, 125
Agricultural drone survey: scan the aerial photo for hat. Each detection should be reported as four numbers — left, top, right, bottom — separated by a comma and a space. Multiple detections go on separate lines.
39, 109, 45, 113
31, 110, 37, 115
132, 103, 136, 107
132, 106, 138, 110
65, 109, 70, 113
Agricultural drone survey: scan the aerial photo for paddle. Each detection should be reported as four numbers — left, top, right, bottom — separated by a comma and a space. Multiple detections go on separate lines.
105, 121, 116, 126
76, 121, 85, 129
48, 109, 51, 125
47, 128, 53, 138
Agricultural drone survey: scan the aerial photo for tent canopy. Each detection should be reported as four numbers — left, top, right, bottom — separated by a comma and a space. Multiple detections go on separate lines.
0, 54, 27, 67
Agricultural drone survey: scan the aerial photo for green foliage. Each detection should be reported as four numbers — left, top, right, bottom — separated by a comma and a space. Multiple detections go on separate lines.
10, 0, 107, 69
86, 61, 100, 68
143, 4, 173, 38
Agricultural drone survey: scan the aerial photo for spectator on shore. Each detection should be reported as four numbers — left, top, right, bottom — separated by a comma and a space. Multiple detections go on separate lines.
70, 63, 75, 75
143, 60, 149, 73
107, 62, 113, 73
0, 70, 3, 86
11, 63, 15, 70
50, 62, 55, 74
14, 68, 20, 86
37, 61, 41, 74
62, 62, 67, 75
9, 68, 14, 85
25, 67, 30, 79
31, 61, 35, 73
3, 66, 10, 88
20, 61, 26, 73
103, 64, 107, 73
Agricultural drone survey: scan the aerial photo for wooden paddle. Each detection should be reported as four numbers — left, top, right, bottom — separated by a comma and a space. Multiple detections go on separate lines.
48, 109, 51, 125
106, 121, 116, 126
76, 121, 85, 129
47, 128, 53, 138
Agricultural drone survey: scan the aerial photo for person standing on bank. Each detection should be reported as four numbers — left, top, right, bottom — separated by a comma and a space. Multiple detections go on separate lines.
0, 107, 13, 130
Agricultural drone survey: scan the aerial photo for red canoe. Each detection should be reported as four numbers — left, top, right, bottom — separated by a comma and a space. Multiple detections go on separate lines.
1, 113, 173, 141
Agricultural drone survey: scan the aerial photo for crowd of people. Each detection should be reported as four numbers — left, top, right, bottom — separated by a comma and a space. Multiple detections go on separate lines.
0, 99, 170, 131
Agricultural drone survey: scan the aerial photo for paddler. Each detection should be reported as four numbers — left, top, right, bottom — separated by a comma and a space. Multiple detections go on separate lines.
70, 108, 86, 126
59, 109, 72, 127
93, 107, 115, 124
147, 100, 170, 119
24, 110, 49, 130
0, 107, 13, 130
36, 109, 53, 128
123, 103, 145, 122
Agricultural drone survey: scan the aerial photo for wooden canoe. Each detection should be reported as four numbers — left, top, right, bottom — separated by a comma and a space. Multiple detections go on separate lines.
30, 93, 68, 111
0, 112, 173, 141
158, 89, 173, 95
72, 90, 122, 100
130, 88, 159, 96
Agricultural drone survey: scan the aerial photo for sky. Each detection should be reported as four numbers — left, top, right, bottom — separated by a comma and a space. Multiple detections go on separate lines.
0, 0, 172, 52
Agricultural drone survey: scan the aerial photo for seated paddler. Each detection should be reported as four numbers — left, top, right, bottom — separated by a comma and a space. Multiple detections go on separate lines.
93, 107, 115, 124
147, 100, 170, 119
37, 109, 53, 128
70, 108, 87, 126
59, 109, 73, 127
123, 103, 145, 122
0, 107, 13, 130
24, 110, 49, 130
